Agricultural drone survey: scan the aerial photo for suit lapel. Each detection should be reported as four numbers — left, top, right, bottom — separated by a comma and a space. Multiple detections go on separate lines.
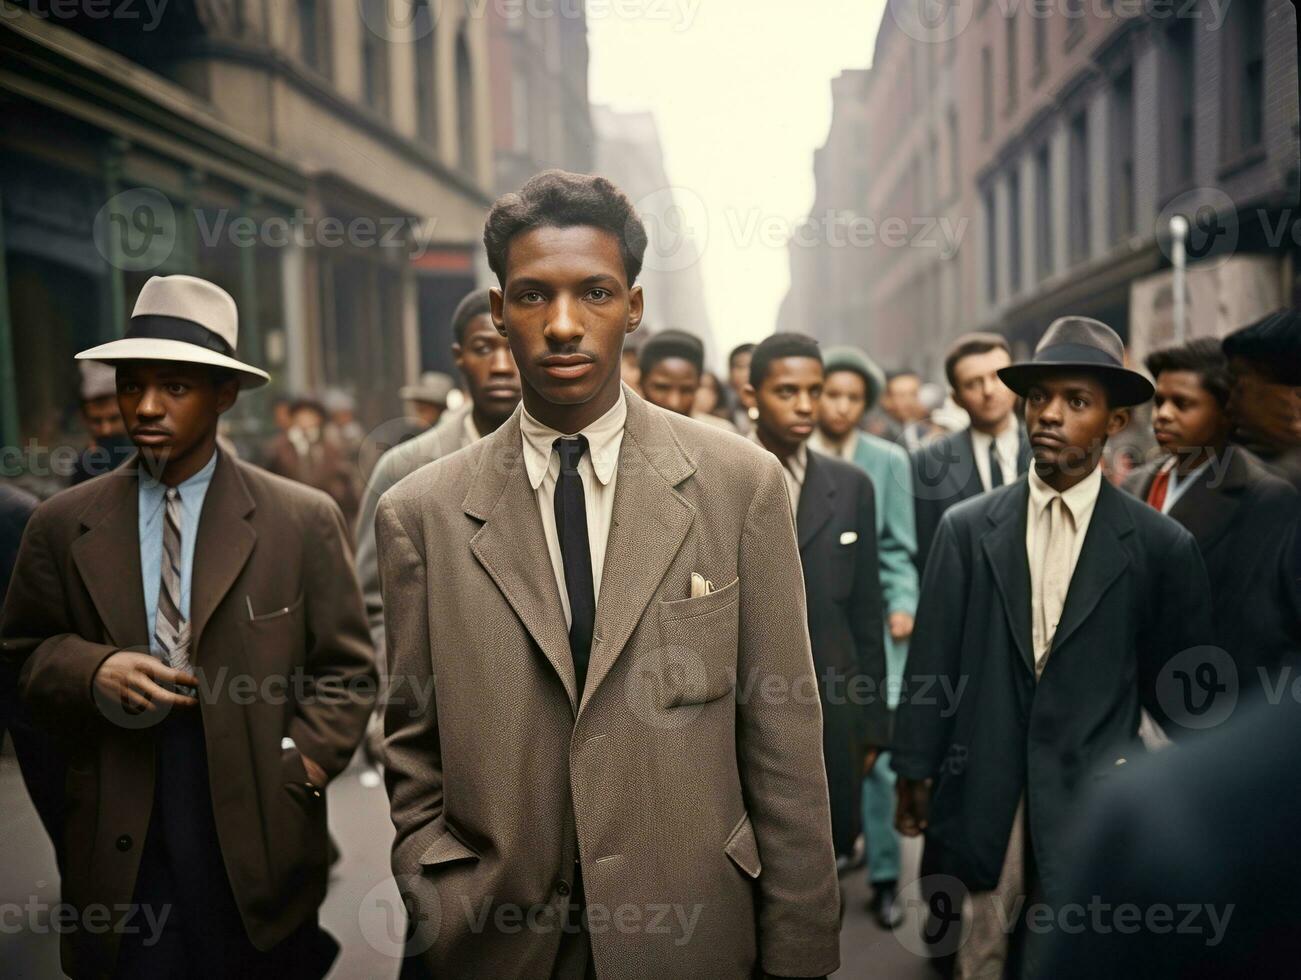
190, 452, 257, 655
796, 452, 835, 553
980, 483, 1034, 673
466, 412, 579, 711
958, 429, 984, 501
1050, 481, 1132, 655
584, 393, 696, 714
1169, 449, 1244, 551
71, 460, 148, 649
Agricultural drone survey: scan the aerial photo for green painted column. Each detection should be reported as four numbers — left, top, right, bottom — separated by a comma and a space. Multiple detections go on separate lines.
0, 188, 19, 447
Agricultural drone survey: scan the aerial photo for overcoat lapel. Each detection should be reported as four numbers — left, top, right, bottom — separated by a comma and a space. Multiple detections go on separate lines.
1049, 481, 1132, 656
796, 452, 835, 553
981, 482, 1035, 673
190, 452, 257, 655
584, 393, 696, 714
71, 460, 148, 649
466, 412, 579, 712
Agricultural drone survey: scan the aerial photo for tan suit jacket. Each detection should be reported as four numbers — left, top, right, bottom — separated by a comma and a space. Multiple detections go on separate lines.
0, 454, 375, 977
376, 388, 840, 979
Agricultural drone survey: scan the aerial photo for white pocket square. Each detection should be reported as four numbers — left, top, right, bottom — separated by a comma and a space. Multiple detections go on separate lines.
839, 531, 858, 545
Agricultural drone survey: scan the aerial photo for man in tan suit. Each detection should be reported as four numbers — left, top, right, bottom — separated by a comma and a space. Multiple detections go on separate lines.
1, 275, 375, 979
377, 171, 840, 979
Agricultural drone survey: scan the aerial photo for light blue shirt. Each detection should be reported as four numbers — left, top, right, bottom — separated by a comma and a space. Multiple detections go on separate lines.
1159, 458, 1212, 515
139, 451, 218, 655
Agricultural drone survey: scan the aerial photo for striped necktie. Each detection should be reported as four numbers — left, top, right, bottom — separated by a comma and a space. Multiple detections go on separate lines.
154, 487, 194, 679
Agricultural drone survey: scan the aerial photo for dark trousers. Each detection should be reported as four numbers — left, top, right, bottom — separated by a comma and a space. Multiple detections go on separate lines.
113, 711, 337, 980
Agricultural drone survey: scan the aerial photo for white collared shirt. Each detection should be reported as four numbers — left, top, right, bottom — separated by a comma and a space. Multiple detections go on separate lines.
520, 392, 626, 627
1156, 457, 1212, 514
972, 421, 1021, 492
1025, 464, 1103, 666
808, 428, 858, 463
748, 430, 808, 513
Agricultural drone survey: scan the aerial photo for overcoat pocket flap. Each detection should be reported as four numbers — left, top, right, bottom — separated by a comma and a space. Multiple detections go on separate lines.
723, 812, 762, 879
419, 829, 480, 867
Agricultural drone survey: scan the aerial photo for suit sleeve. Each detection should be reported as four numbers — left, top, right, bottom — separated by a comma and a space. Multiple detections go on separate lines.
375, 493, 444, 875
877, 444, 920, 618
1140, 527, 1215, 739
736, 458, 841, 978
891, 509, 969, 780
850, 472, 889, 748
1, 506, 120, 726
288, 499, 376, 779
354, 449, 403, 677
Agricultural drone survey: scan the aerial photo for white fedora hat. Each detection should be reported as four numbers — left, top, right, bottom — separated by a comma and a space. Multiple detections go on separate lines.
75, 274, 270, 389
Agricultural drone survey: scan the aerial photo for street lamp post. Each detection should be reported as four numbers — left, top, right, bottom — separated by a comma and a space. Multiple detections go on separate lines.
1170, 214, 1189, 345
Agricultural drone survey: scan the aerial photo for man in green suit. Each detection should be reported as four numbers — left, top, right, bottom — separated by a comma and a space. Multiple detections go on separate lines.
810, 345, 919, 929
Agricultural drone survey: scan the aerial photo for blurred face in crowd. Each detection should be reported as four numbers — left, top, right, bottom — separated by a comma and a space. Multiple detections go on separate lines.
728, 349, 752, 395
81, 394, 125, 442
409, 400, 445, 429
621, 350, 642, 392
819, 369, 869, 442
1152, 370, 1231, 467
490, 225, 643, 432
882, 373, 924, 425
272, 399, 292, 432
640, 357, 700, 417
951, 348, 1017, 433
1024, 372, 1129, 490
117, 360, 237, 485
1226, 356, 1301, 450
696, 371, 721, 415
747, 356, 823, 459
291, 405, 326, 440
454, 313, 522, 428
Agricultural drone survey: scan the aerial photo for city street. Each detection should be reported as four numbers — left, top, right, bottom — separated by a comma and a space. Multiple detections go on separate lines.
1, 744, 931, 979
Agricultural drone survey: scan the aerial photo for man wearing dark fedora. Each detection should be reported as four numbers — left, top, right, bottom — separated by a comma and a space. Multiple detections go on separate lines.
891, 316, 1214, 978
1, 274, 375, 979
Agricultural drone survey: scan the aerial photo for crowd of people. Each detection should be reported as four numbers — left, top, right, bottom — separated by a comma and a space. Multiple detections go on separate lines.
0, 168, 1299, 980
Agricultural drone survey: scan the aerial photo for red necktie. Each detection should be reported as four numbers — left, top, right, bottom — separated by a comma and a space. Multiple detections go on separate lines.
1147, 466, 1172, 511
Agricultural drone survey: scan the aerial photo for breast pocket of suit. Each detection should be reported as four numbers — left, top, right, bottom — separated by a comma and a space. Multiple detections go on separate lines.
827, 530, 859, 599
654, 577, 740, 708
240, 592, 306, 674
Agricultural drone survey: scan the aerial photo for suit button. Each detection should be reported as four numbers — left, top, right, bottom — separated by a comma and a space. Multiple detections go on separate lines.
115, 835, 133, 852
556, 880, 571, 897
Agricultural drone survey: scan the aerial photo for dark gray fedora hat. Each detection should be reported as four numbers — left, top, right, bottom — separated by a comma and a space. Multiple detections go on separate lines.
998, 316, 1154, 407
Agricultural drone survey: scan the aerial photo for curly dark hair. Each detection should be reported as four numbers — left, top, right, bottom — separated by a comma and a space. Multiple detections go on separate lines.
1145, 337, 1232, 407
483, 170, 648, 287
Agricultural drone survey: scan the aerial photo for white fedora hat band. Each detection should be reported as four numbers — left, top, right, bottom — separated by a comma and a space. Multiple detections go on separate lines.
75, 337, 270, 389
126, 313, 237, 357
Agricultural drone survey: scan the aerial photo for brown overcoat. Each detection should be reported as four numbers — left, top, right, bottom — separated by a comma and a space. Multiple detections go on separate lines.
376, 389, 841, 979
0, 453, 375, 978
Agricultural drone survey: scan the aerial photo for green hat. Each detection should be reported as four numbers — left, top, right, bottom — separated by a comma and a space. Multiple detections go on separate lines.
823, 346, 887, 410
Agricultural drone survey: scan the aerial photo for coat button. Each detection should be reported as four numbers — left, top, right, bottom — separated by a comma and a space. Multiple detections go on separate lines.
115, 834, 133, 852
556, 880, 571, 897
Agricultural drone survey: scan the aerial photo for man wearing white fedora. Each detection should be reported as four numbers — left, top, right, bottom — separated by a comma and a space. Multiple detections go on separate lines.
0, 274, 375, 979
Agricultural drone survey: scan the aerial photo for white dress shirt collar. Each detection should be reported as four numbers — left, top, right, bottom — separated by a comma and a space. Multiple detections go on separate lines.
1027, 462, 1103, 527
520, 390, 627, 490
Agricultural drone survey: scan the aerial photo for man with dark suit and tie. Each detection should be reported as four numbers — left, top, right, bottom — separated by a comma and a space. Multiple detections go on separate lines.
741, 333, 890, 870
1124, 338, 1300, 707
912, 333, 1029, 573
1, 275, 375, 979
892, 317, 1214, 979
376, 171, 841, 979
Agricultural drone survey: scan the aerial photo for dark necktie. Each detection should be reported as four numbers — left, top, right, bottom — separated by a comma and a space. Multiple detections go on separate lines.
554, 436, 596, 696
988, 441, 1005, 489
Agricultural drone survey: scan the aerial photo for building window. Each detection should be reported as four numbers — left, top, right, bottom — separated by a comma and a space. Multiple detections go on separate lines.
984, 186, 998, 304
1111, 69, 1135, 241
1163, 19, 1196, 193
1224, 0, 1266, 158
1033, 12, 1047, 83
981, 46, 993, 138
1008, 170, 1022, 295
456, 27, 477, 174
1005, 14, 1018, 114
415, 25, 438, 148
1068, 110, 1090, 264
1035, 144, 1053, 281
298, 0, 331, 77
947, 108, 960, 199
361, 7, 391, 116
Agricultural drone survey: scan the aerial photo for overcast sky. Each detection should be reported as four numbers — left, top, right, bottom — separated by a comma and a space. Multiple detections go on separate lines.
588, 0, 886, 358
